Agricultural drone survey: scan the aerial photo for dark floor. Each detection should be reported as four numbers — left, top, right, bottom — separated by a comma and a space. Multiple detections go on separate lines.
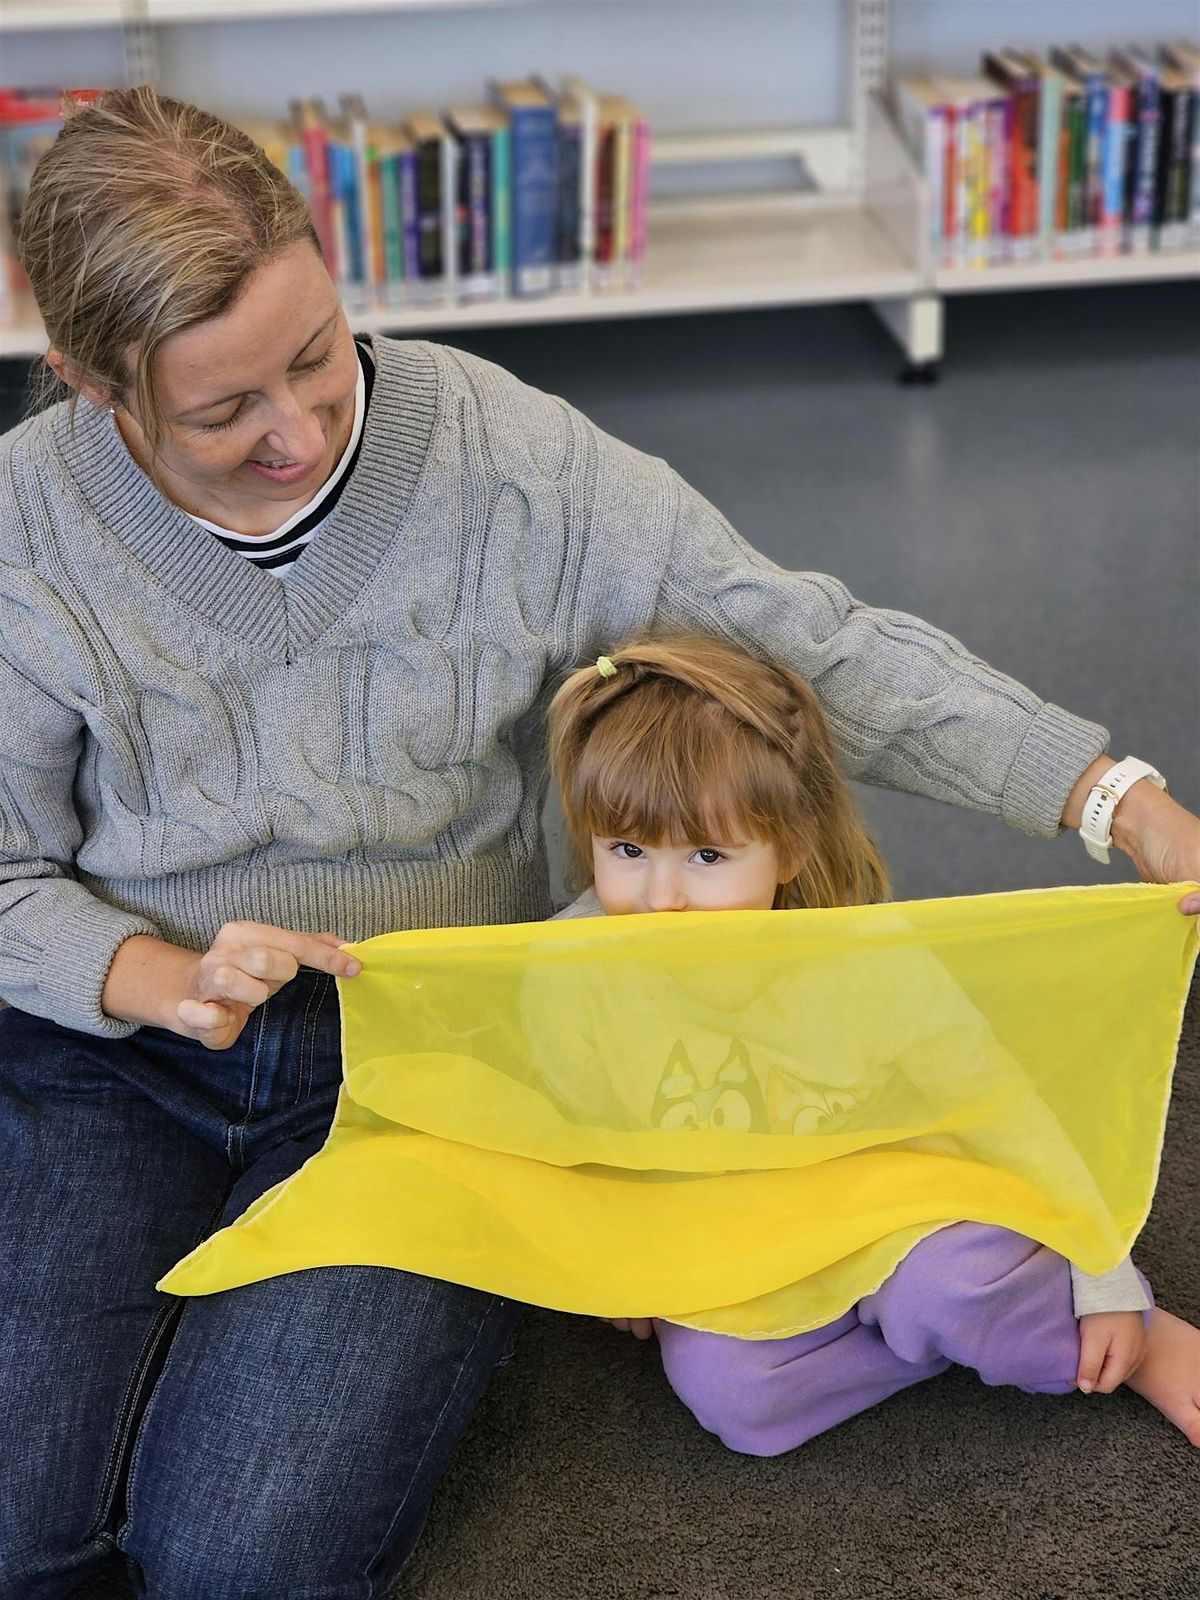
9, 279, 1198, 1598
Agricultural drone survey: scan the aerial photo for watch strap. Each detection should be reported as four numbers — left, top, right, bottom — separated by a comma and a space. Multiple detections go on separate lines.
1079, 756, 1167, 864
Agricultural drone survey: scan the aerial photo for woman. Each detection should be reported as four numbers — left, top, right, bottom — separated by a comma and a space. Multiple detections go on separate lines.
1, 88, 1196, 1599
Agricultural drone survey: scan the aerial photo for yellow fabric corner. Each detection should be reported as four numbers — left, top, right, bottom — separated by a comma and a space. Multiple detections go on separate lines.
159, 883, 1198, 1339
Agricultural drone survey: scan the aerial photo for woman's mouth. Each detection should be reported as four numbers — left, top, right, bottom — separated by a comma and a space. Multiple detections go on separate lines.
244, 455, 321, 486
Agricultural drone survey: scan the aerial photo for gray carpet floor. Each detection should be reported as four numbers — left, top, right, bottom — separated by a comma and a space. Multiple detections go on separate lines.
7, 279, 1196, 1597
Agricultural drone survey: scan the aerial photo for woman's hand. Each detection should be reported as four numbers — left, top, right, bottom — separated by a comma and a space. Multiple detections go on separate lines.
1076, 1310, 1148, 1393
1111, 785, 1200, 915
607, 1317, 656, 1341
174, 921, 362, 1050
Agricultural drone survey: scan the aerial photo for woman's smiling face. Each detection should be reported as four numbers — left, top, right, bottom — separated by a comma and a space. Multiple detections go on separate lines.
115, 240, 360, 532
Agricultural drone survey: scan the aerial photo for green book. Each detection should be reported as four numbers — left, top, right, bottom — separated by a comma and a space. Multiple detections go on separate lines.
380, 151, 404, 287
491, 122, 511, 279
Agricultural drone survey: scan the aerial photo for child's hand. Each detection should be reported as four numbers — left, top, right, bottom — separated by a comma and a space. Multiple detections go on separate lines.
607, 1317, 656, 1340
1077, 1311, 1148, 1393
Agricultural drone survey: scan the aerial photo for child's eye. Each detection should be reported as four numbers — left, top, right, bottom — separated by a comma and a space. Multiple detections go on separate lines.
694, 848, 725, 865
613, 842, 644, 860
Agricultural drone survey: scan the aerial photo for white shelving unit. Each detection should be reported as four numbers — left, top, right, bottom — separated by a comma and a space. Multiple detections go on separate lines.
1, 0, 1197, 370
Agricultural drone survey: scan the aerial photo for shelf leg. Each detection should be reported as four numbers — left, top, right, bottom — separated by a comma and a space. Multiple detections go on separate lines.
871, 293, 943, 376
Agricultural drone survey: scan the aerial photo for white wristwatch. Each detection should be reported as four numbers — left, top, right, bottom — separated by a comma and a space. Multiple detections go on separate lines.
1079, 756, 1167, 864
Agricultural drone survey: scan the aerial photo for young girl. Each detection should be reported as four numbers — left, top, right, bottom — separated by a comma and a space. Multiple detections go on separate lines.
546, 634, 1200, 1452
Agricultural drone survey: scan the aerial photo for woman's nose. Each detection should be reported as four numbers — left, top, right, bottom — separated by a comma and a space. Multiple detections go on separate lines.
263, 398, 326, 464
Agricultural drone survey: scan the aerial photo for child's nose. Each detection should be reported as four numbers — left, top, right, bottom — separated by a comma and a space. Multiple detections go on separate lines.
646, 871, 688, 913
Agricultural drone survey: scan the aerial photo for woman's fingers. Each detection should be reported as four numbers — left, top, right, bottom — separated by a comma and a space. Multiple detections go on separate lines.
204, 963, 274, 1009
210, 923, 362, 980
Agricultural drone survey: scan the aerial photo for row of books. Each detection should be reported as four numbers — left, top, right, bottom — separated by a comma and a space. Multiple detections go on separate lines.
0, 78, 650, 323
894, 42, 1200, 268
246, 78, 650, 309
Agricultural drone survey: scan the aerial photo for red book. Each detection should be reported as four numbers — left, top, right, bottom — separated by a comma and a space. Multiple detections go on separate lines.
294, 100, 335, 275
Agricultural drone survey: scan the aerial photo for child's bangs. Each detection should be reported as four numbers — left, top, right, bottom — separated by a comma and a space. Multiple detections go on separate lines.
574, 704, 794, 850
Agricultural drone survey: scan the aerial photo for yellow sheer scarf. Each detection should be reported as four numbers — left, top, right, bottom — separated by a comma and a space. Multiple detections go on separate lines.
159, 883, 1197, 1339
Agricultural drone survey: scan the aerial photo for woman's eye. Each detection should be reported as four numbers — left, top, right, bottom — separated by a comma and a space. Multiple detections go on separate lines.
201, 408, 244, 433
302, 349, 334, 374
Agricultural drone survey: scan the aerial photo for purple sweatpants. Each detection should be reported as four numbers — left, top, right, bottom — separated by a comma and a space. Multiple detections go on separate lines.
656, 1223, 1149, 1457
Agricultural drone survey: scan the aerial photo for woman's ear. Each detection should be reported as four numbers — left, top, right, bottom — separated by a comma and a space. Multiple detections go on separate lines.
45, 347, 118, 411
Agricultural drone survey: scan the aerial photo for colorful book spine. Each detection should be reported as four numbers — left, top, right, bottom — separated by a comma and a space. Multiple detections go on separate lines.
440, 132, 458, 302
895, 79, 947, 268
405, 112, 447, 299
378, 148, 406, 307
296, 101, 335, 276
594, 113, 616, 284
1115, 50, 1163, 252
1156, 69, 1195, 248
330, 137, 364, 308
369, 143, 387, 303
629, 110, 651, 284
490, 121, 511, 288
341, 96, 379, 310
968, 98, 990, 267
1052, 49, 1109, 246
942, 105, 959, 266
446, 110, 496, 299
1059, 85, 1087, 253
1026, 56, 1062, 258
1100, 78, 1132, 256
985, 95, 1011, 262
611, 103, 633, 283
555, 112, 583, 291
982, 53, 1039, 261
398, 145, 420, 284
570, 81, 598, 290
1161, 42, 1200, 243
492, 82, 557, 297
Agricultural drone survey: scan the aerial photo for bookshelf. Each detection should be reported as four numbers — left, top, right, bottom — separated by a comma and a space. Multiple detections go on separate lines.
2, 1, 1198, 370
2, 2, 502, 27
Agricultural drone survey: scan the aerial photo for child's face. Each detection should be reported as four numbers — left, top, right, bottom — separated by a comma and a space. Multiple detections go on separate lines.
591, 834, 784, 916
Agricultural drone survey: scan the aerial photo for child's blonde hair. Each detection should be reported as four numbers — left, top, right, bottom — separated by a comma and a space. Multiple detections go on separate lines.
548, 634, 889, 910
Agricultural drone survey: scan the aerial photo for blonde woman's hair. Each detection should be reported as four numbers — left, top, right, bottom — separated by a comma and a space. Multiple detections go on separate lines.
17, 86, 319, 453
548, 634, 890, 910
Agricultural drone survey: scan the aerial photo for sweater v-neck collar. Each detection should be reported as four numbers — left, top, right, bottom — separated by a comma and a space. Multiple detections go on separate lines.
55, 335, 441, 658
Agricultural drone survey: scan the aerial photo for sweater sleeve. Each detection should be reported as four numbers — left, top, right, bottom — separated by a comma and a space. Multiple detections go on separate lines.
1070, 1257, 1151, 1318
0, 653, 160, 1037
653, 473, 1109, 838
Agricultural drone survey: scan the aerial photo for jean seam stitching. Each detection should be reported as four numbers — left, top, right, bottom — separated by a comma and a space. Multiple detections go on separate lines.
226, 1003, 269, 1170
88, 1300, 182, 1541
363, 1295, 507, 1592
115, 1186, 237, 1560
297, 976, 322, 1106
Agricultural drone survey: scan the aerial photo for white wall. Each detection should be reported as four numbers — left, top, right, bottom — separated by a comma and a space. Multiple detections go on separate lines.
3, 0, 1196, 134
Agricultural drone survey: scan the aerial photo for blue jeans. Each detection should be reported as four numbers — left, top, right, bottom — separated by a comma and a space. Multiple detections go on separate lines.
0, 971, 520, 1599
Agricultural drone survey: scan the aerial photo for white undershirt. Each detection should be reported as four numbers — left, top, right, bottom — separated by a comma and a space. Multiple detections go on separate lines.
187, 345, 368, 574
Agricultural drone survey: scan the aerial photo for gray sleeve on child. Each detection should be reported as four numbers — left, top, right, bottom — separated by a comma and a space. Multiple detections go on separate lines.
551, 888, 605, 921
1070, 1257, 1150, 1317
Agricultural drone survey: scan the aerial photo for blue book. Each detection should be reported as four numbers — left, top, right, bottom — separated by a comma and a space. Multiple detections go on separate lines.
1051, 46, 1109, 235
1112, 47, 1163, 249
491, 80, 557, 296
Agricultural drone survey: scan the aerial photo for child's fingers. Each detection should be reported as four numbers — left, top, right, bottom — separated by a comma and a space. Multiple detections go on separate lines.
1076, 1338, 1106, 1393
1093, 1348, 1125, 1393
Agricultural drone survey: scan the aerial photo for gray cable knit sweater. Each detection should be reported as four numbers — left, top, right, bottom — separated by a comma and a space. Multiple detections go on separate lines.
0, 335, 1107, 1045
